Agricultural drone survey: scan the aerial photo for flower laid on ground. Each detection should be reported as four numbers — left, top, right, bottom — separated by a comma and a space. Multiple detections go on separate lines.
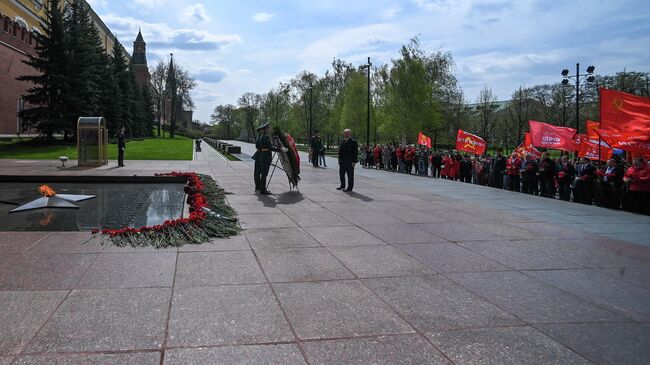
91, 172, 239, 248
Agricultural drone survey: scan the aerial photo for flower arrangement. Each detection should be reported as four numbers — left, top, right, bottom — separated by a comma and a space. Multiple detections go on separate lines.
92, 172, 240, 248
272, 127, 301, 188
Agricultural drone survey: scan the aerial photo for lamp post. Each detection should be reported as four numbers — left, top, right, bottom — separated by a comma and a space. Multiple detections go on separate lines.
360, 57, 372, 145
561, 63, 596, 134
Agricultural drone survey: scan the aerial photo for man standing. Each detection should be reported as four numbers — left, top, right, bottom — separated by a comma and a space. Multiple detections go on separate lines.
253, 122, 283, 195
599, 158, 624, 209
538, 152, 556, 197
117, 125, 126, 167
521, 154, 539, 195
337, 128, 358, 192
556, 155, 575, 201
492, 149, 506, 189
310, 131, 322, 167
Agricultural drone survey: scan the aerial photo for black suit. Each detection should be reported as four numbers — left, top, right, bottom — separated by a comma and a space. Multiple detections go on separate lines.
338, 137, 358, 190
117, 132, 125, 167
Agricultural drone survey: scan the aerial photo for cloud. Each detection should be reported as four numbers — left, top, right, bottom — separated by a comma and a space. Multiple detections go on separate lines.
100, 13, 241, 52
181, 4, 210, 24
252, 12, 274, 22
86, 0, 107, 8
131, 0, 162, 8
193, 67, 229, 83
381, 6, 401, 20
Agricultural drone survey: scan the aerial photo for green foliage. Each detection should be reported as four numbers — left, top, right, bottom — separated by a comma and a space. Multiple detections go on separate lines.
18, 0, 68, 138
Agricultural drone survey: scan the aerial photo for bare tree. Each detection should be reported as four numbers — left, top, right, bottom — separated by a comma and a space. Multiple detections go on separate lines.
475, 86, 499, 141
150, 60, 167, 136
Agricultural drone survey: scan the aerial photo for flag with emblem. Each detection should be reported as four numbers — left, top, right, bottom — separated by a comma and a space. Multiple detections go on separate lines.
417, 132, 432, 148
455, 130, 486, 155
600, 88, 650, 134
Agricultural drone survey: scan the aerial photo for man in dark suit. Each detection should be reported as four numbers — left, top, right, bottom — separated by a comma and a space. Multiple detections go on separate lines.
117, 125, 126, 167
311, 131, 322, 167
337, 128, 358, 192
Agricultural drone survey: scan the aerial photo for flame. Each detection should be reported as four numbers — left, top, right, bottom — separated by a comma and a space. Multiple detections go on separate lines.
38, 185, 56, 197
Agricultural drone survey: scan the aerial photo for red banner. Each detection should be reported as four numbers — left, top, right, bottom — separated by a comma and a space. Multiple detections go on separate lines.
578, 138, 613, 161
456, 130, 486, 155
417, 132, 432, 148
600, 88, 650, 134
585, 120, 600, 140
286, 133, 301, 165
595, 129, 650, 154
529, 120, 577, 151
513, 143, 541, 159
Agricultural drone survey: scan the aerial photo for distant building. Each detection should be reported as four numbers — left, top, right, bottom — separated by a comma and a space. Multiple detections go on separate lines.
132, 28, 150, 89
0, 0, 129, 135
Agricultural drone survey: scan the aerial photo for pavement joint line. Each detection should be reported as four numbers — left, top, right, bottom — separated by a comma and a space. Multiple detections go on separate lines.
159, 250, 179, 365
244, 230, 312, 365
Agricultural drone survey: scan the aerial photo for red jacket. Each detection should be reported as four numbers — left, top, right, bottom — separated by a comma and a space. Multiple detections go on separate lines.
396, 148, 403, 159
507, 157, 522, 176
404, 148, 415, 161
625, 165, 650, 192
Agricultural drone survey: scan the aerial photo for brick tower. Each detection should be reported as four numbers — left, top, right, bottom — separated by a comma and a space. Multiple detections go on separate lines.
132, 28, 150, 88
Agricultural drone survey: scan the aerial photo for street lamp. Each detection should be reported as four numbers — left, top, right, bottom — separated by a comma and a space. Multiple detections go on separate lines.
360, 57, 372, 145
560, 63, 596, 134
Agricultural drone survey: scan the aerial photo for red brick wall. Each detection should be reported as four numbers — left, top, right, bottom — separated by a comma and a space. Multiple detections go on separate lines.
0, 13, 37, 134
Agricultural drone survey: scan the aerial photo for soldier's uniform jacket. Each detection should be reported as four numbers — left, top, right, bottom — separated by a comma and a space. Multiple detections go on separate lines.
254, 134, 273, 163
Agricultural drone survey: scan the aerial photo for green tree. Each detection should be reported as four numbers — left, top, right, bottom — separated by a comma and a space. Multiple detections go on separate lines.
111, 41, 133, 136
18, 0, 68, 138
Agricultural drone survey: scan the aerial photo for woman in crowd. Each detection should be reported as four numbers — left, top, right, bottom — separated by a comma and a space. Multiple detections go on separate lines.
623, 157, 650, 214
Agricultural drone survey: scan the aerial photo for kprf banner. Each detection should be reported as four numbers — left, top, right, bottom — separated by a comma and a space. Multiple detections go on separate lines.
417, 132, 432, 148
455, 130, 486, 155
514, 132, 541, 158
595, 129, 650, 154
600, 88, 650, 134
528, 120, 577, 151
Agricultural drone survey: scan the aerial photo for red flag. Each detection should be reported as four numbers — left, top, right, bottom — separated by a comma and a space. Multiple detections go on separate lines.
514, 143, 541, 159
417, 132, 431, 148
595, 129, 650, 154
585, 120, 600, 140
456, 130, 486, 155
524, 132, 533, 147
529, 120, 577, 151
600, 88, 650, 134
578, 138, 613, 161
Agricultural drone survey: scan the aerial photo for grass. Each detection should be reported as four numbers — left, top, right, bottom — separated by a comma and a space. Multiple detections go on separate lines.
0, 135, 193, 160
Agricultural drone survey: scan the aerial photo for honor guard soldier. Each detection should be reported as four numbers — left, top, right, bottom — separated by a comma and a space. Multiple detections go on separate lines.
252, 122, 284, 195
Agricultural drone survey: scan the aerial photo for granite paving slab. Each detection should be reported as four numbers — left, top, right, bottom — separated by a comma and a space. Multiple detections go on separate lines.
0, 253, 96, 290
536, 322, 650, 365
598, 265, 650, 290
427, 326, 590, 365
285, 211, 352, 227
28, 288, 171, 353
25, 232, 103, 254
274, 280, 414, 339
12, 352, 161, 365
364, 275, 522, 332
174, 251, 265, 286
458, 240, 585, 270
256, 247, 355, 282
304, 226, 385, 247
329, 246, 434, 277
238, 213, 298, 229
395, 242, 509, 273
76, 252, 177, 288
167, 285, 293, 347
303, 334, 452, 365
417, 223, 509, 241
0, 290, 68, 354
0, 232, 46, 252
245, 228, 321, 250
526, 269, 650, 320
177, 234, 250, 252
450, 271, 624, 323
359, 223, 447, 244
164, 344, 306, 365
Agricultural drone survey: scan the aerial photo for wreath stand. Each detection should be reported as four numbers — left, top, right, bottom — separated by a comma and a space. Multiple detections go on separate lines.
266, 136, 300, 193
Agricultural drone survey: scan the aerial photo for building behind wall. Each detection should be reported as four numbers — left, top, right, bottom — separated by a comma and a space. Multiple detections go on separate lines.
0, 0, 130, 135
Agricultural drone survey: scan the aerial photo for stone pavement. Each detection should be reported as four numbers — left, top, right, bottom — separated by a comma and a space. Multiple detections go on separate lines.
0, 140, 649, 364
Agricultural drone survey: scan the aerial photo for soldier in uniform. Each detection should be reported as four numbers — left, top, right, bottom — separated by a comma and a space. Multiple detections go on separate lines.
117, 125, 126, 167
252, 122, 284, 195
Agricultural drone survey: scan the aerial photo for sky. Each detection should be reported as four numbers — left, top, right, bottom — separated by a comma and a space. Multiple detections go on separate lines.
87, 0, 650, 124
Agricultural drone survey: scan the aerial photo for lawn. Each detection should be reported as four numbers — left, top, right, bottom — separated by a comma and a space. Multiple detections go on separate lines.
0, 135, 193, 160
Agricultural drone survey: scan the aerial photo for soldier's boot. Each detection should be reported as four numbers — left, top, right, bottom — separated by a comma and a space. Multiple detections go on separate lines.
260, 176, 271, 195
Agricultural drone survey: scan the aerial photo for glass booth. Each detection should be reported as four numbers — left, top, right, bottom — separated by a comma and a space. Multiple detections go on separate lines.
77, 117, 108, 166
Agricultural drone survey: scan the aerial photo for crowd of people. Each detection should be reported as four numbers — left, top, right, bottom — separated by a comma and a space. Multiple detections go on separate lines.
359, 144, 650, 215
